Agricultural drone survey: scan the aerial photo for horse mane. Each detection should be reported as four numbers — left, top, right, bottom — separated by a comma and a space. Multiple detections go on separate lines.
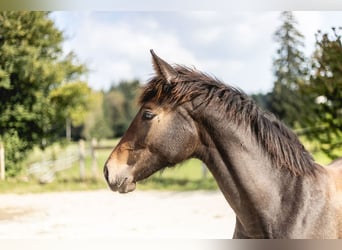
140, 65, 319, 176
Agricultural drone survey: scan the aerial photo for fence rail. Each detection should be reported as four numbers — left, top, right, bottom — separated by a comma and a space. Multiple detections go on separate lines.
27, 150, 79, 184
25, 139, 103, 184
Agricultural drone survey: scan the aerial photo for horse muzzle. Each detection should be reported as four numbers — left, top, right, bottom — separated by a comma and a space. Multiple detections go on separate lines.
104, 163, 136, 193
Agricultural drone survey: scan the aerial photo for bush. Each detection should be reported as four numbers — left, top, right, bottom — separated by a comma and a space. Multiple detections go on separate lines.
2, 129, 30, 177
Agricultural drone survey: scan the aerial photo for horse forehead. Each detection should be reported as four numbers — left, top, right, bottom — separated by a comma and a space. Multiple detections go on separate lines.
142, 101, 166, 111
142, 102, 173, 120
151, 108, 173, 129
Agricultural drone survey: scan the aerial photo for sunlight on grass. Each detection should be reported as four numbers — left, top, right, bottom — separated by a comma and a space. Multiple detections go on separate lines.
300, 136, 341, 165
0, 137, 340, 194
139, 158, 217, 191
0, 140, 217, 194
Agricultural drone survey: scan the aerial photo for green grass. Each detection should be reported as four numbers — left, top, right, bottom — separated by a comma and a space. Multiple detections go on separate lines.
300, 136, 341, 166
0, 137, 340, 194
0, 140, 217, 194
138, 158, 217, 191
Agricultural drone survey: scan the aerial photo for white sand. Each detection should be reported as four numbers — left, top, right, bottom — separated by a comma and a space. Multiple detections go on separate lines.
0, 189, 235, 239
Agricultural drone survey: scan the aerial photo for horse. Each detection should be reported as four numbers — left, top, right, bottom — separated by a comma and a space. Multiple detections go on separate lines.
104, 50, 342, 239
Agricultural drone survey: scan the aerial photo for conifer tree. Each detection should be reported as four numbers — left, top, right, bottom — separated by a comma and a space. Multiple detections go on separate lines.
300, 28, 342, 157
270, 11, 308, 127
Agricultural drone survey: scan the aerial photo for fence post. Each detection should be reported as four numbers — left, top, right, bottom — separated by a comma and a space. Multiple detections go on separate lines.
91, 138, 98, 180
201, 162, 208, 179
79, 139, 86, 181
0, 142, 5, 180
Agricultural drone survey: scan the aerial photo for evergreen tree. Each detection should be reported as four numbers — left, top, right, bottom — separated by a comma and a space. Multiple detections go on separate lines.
251, 92, 272, 112
104, 80, 140, 137
299, 28, 342, 157
270, 11, 308, 127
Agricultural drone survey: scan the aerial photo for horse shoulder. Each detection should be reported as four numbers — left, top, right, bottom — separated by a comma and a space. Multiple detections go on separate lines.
326, 165, 342, 193
325, 165, 342, 238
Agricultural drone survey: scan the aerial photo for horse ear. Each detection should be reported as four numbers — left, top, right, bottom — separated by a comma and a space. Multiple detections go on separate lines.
150, 49, 178, 83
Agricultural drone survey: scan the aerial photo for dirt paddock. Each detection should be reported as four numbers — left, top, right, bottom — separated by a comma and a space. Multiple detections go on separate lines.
0, 190, 235, 239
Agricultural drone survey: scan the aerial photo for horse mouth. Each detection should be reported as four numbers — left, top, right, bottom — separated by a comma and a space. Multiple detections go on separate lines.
108, 177, 136, 194
119, 180, 136, 193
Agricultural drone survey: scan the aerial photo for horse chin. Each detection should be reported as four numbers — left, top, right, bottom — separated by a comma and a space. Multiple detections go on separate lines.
107, 176, 137, 194
118, 181, 136, 194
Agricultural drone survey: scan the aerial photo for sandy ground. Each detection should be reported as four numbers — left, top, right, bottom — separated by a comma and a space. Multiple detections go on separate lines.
0, 189, 236, 239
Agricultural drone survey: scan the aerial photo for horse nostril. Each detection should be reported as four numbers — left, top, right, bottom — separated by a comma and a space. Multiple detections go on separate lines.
103, 165, 109, 181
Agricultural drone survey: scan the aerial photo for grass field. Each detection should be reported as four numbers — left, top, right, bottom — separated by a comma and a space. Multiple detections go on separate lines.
0, 139, 217, 194
0, 137, 340, 194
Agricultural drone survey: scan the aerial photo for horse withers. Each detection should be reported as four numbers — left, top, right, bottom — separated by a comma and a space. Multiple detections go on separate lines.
104, 50, 342, 239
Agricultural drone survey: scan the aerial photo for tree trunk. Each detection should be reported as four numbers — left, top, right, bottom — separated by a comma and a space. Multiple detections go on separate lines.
66, 118, 71, 141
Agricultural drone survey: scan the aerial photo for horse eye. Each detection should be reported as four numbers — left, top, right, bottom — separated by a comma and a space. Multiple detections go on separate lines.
142, 111, 155, 120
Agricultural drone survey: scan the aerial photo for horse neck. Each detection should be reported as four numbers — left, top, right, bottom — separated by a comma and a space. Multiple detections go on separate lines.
191, 102, 318, 237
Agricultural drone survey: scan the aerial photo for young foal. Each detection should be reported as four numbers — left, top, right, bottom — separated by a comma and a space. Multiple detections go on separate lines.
104, 50, 342, 238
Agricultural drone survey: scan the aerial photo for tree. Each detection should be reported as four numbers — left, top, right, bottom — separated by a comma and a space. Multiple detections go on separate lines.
0, 12, 87, 176
104, 89, 126, 137
104, 80, 140, 137
49, 81, 92, 141
269, 11, 308, 127
251, 92, 272, 112
299, 28, 342, 157
82, 91, 112, 140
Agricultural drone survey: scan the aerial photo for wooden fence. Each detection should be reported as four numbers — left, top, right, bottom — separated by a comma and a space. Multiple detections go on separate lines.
26, 139, 110, 184
0, 139, 209, 182
27, 144, 80, 184
78, 138, 113, 181
0, 138, 113, 183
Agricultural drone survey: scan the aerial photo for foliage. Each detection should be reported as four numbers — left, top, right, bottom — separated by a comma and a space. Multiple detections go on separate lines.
253, 12, 341, 159
269, 11, 309, 127
251, 92, 272, 112
1, 129, 29, 177
103, 80, 140, 137
82, 91, 112, 140
49, 81, 92, 140
0, 11, 88, 176
89, 116, 113, 140
298, 28, 342, 157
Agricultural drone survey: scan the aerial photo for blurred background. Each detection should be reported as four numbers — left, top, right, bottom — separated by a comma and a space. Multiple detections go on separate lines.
0, 11, 341, 193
